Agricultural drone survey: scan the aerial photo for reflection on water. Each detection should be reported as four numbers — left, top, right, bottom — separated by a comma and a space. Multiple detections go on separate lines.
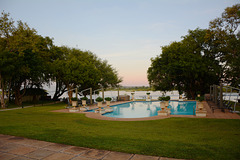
168, 101, 196, 115
103, 101, 196, 118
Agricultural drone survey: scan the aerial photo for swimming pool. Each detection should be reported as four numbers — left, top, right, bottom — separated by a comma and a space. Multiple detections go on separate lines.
102, 101, 196, 118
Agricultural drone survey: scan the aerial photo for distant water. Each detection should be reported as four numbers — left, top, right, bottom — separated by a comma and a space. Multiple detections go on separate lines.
43, 84, 180, 100
43, 83, 239, 102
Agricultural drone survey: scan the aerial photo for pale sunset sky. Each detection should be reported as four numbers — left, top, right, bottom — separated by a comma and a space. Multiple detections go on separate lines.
1, 0, 239, 86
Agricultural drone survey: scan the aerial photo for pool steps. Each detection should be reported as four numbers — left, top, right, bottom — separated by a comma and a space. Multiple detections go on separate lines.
158, 101, 207, 117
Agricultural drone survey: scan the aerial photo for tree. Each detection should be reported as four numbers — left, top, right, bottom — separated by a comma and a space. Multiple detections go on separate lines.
52, 47, 122, 102
0, 12, 53, 106
208, 4, 240, 87
10, 23, 52, 106
76, 51, 122, 96
148, 29, 221, 99
0, 11, 122, 107
97, 60, 122, 88
53, 47, 100, 103
148, 4, 239, 98
50, 46, 68, 100
0, 12, 16, 108
80, 53, 122, 91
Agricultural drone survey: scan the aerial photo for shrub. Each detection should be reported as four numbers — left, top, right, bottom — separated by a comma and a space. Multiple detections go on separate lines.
105, 97, 112, 101
196, 96, 204, 102
71, 97, 78, 101
158, 96, 170, 101
146, 92, 151, 95
81, 97, 88, 100
96, 97, 103, 102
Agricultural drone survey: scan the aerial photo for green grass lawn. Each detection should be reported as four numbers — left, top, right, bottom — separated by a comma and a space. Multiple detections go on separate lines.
0, 100, 58, 110
0, 103, 239, 160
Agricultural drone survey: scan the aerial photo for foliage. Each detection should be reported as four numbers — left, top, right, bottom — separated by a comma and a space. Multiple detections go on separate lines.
0, 12, 16, 108
71, 97, 78, 101
146, 92, 150, 95
148, 4, 240, 99
52, 47, 122, 101
0, 103, 240, 160
53, 47, 101, 102
95, 97, 103, 102
96, 59, 122, 89
49, 46, 68, 100
0, 12, 53, 106
208, 4, 240, 87
0, 12, 122, 106
148, 29, 221, 99
105, 97, 112, 101
20, 88, 48, 96
81, 97, 88, 100
158, 96, 170, 101
195, 96, 204, 102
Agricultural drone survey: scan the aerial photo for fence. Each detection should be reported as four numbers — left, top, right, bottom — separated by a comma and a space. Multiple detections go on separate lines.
209, 84, 240, 113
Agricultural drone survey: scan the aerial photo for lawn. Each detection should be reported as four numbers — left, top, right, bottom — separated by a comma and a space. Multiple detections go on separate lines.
0, 100, 57, 110
0, 103, 239, 160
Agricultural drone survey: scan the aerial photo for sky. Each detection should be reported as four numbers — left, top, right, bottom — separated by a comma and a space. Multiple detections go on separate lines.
1, 0, 239, 86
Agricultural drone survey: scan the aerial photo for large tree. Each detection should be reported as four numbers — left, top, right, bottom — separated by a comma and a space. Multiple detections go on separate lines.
148, 4, 239, 98
0, 12, 16, 108
0, 12, 53, 106
148, 29, 221, 99
1, 12, 121, 107
52, 47, 122, 102
49, 46, 68, 100
208, 4, 240, 87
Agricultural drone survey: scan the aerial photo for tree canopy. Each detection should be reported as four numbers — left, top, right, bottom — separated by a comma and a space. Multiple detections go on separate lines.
51, 46, 122, 102
0, 11, 122, 107
148, 4, 240, 99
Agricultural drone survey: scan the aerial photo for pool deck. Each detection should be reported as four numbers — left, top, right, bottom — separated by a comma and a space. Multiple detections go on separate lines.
52, 101, 240, 121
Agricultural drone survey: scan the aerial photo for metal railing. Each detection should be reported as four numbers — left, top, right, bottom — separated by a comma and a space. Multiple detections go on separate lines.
210, 84, 240, 113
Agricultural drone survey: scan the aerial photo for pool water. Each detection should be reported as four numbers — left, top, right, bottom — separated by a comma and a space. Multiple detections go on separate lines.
103, 101, 196, 118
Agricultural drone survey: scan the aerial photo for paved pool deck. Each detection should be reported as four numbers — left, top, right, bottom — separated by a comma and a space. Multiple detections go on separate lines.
0, 134, 184, 160
52, 101, 240, 121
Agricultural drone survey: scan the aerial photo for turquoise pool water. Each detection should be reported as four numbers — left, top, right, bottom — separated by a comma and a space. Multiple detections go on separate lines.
102, 101, 196, 118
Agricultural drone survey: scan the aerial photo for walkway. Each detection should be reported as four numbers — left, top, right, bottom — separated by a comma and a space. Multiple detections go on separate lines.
0, 134, 184, 160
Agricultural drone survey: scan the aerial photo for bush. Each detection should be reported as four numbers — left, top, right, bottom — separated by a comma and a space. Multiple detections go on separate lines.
146, 92, 151, 95
81, 97, 88, 100
96, 97, 103, 102
158, 96, 170, 101
105, 97, 112, 101
196, 96, 204, 102
71, 97, 78, 101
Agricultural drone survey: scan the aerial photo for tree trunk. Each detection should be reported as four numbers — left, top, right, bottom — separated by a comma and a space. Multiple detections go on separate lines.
7, 80, 11, 103
0, 74, 6, 108
0, 87, 6, 108
190, 90, 195, 100
33, 95, 37, 102
14, 86, 22, 106
53, 80, 67, 100
14, 82, 26, 106
52, 80, 59, 100
67, 84, 73, 104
